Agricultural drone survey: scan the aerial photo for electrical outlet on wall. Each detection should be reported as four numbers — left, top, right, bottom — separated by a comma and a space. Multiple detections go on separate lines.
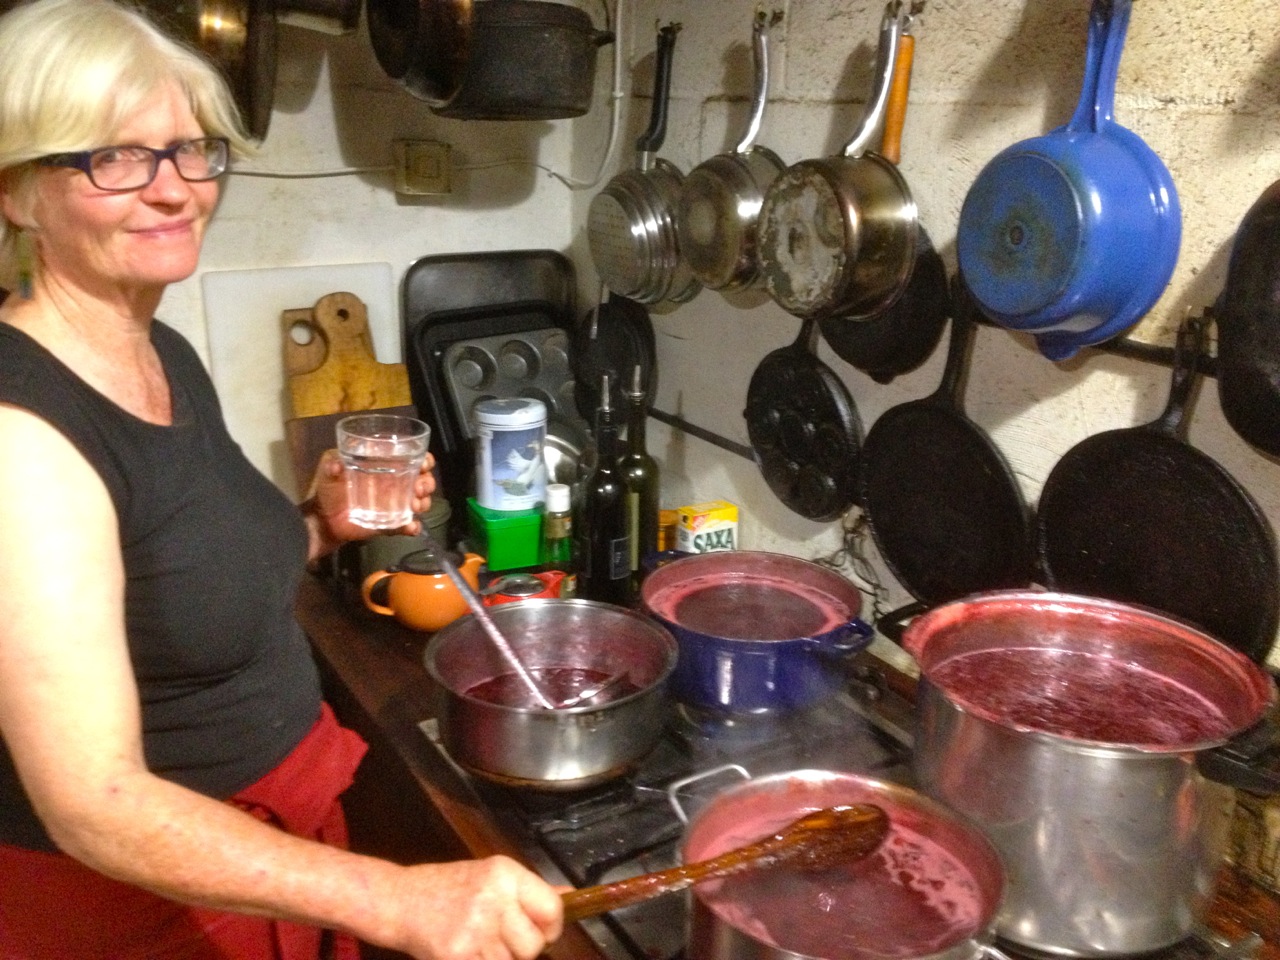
394, 140, 451, 196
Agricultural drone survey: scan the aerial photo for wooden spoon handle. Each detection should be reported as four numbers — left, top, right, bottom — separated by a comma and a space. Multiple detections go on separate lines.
561, 803, 886, 922
562, 835, 781, 921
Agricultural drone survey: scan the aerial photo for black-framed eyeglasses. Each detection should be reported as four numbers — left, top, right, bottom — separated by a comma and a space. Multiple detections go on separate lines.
35, 137, 230, 192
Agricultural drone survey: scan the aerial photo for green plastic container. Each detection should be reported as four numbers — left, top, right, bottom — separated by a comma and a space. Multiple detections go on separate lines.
466, 497, 543, 571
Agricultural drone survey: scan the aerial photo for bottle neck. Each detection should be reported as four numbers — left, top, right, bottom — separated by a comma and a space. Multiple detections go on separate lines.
626, 395, 647, 451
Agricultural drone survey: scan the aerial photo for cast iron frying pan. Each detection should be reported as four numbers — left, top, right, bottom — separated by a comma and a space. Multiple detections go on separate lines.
1036, 316, 1280, 664
859, 312, 1032, 617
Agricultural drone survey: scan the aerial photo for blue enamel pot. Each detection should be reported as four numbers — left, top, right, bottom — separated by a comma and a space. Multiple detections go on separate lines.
956, 0, 1180, 361
639, 550, 873, 714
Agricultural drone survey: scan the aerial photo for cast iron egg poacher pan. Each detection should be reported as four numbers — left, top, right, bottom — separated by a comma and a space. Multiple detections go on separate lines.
744, 316, 863, 523
859, 307, 1033, 639
1036, 316, 1280, 664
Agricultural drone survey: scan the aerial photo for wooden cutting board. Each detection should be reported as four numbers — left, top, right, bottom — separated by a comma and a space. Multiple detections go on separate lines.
201, 261, 396, 494
284, 290, 412, 419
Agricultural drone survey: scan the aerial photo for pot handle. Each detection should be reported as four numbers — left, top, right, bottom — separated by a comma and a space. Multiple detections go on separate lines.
1066, 0, 1130, 135
1197, 697, 1280, 795
842, 3, 902, 159
666, 764, 751, 824
806, 616, 876, 656
733, 11, 773, 155
361, 570, 396, 616
635, 23, 680, 163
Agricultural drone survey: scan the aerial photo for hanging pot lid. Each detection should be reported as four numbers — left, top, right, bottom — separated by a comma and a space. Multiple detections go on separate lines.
367, 0, 473, 107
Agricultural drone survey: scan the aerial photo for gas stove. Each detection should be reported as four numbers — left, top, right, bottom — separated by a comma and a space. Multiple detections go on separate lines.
419, 655, 1263, 960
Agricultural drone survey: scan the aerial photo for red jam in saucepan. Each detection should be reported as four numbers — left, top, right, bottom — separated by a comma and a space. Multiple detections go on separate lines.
645, 572, 849, 640
464, 667, 639, 709
928, 647, 1233, 748
696, 813, 986, 960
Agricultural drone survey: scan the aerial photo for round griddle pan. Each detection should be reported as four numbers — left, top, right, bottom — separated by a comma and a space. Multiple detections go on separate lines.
859, 309, 1032, 633
1036, 316, 1280, 664
744, 316, 863, 522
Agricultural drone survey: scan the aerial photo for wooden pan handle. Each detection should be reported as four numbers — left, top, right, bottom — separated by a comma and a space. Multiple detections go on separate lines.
881, 31, 915, 165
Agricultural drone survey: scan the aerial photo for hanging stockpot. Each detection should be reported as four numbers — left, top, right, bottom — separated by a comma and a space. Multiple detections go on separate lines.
756, 3, 918, 320
674, 11, 785, 291
432, 0, 615, 121
956, 0, 1181, 361
587, 24, 700, 306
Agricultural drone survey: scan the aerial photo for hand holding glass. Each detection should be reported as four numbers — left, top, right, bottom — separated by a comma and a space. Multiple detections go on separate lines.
336, 414, 430, 529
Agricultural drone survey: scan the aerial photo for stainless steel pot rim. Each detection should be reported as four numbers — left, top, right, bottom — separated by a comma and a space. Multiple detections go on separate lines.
903, 589, 1277, 753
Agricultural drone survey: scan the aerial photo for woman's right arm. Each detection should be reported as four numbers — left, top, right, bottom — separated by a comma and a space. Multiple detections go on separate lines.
0, 404, 563, 960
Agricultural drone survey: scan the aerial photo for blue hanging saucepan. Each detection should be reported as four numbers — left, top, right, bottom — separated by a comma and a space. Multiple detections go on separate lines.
956, 0, 1180, 361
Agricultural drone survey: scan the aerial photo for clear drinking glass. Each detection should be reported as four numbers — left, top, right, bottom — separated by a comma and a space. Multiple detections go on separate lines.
336, 414, 430, 529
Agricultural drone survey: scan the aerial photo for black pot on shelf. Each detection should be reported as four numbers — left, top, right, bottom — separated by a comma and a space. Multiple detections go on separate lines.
433, 0, 614, 120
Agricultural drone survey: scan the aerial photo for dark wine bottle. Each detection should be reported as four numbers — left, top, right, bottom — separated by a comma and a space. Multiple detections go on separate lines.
618, 365, 660, 592
576, 374, 632, 605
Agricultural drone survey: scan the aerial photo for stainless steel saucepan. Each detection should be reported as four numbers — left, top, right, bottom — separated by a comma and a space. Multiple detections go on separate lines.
675, 11, 785, 292
756, 2, 918, 320
587, 23, 700, 306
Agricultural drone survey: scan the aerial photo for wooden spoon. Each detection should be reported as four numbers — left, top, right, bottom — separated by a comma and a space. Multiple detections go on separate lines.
561, 803, 889, 922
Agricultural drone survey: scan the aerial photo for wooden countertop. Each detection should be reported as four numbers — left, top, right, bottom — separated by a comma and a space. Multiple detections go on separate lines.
296, 575, 1280, 960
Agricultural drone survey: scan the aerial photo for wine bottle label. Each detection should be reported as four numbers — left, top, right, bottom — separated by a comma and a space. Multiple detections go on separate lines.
607, 535, 631, 580
627, 491, 640, 571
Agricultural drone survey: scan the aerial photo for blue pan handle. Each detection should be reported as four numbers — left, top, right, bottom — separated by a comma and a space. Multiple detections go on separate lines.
805, 617, 876, 656
1066, 0, 1131, 135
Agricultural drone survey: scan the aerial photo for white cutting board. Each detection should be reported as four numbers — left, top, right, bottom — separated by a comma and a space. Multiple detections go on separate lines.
202, 263, 397, 494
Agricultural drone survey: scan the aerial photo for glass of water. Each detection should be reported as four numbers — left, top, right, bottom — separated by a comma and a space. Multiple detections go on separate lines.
336, 414, 430, 529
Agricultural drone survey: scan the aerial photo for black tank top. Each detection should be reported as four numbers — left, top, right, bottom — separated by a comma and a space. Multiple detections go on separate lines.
0, 320, 322, 851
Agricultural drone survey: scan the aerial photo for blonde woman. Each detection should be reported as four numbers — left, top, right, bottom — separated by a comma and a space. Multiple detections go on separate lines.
0, 2, 563, 957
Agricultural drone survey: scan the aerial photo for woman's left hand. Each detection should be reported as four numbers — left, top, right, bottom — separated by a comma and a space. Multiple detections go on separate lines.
303, 449, 436, 559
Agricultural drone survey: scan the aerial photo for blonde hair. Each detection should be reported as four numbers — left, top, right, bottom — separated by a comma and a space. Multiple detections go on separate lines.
0, 0, 256, 287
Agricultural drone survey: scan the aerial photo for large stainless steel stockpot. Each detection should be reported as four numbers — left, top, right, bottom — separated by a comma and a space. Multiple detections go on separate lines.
904, 591, 1276, 957
424, 599, 677, 790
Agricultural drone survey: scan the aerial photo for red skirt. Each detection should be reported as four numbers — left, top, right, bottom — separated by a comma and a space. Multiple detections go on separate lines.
0, 702, 369, 960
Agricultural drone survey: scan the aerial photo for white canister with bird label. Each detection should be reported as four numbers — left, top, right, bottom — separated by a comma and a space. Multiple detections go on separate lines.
473, 398, 548, 511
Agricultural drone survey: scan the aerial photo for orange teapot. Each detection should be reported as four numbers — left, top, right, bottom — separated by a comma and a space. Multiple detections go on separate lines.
361, 549, 484, 632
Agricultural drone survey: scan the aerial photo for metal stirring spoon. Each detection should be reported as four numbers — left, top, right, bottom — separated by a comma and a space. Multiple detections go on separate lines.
417, 528, 557, 710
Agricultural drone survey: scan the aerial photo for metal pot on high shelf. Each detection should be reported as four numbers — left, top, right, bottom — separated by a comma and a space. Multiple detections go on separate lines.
903, 591, 1280, 957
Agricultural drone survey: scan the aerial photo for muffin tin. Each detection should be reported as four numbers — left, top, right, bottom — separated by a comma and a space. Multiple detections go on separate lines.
442, 326, 577, 439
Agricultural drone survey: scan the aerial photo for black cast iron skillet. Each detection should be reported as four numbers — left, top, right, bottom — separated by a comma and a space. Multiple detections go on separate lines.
743, 316, 863, 523
1216, 178, 1280, 458
859, 308, 1032, 638
1036, 316, 1280, 664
